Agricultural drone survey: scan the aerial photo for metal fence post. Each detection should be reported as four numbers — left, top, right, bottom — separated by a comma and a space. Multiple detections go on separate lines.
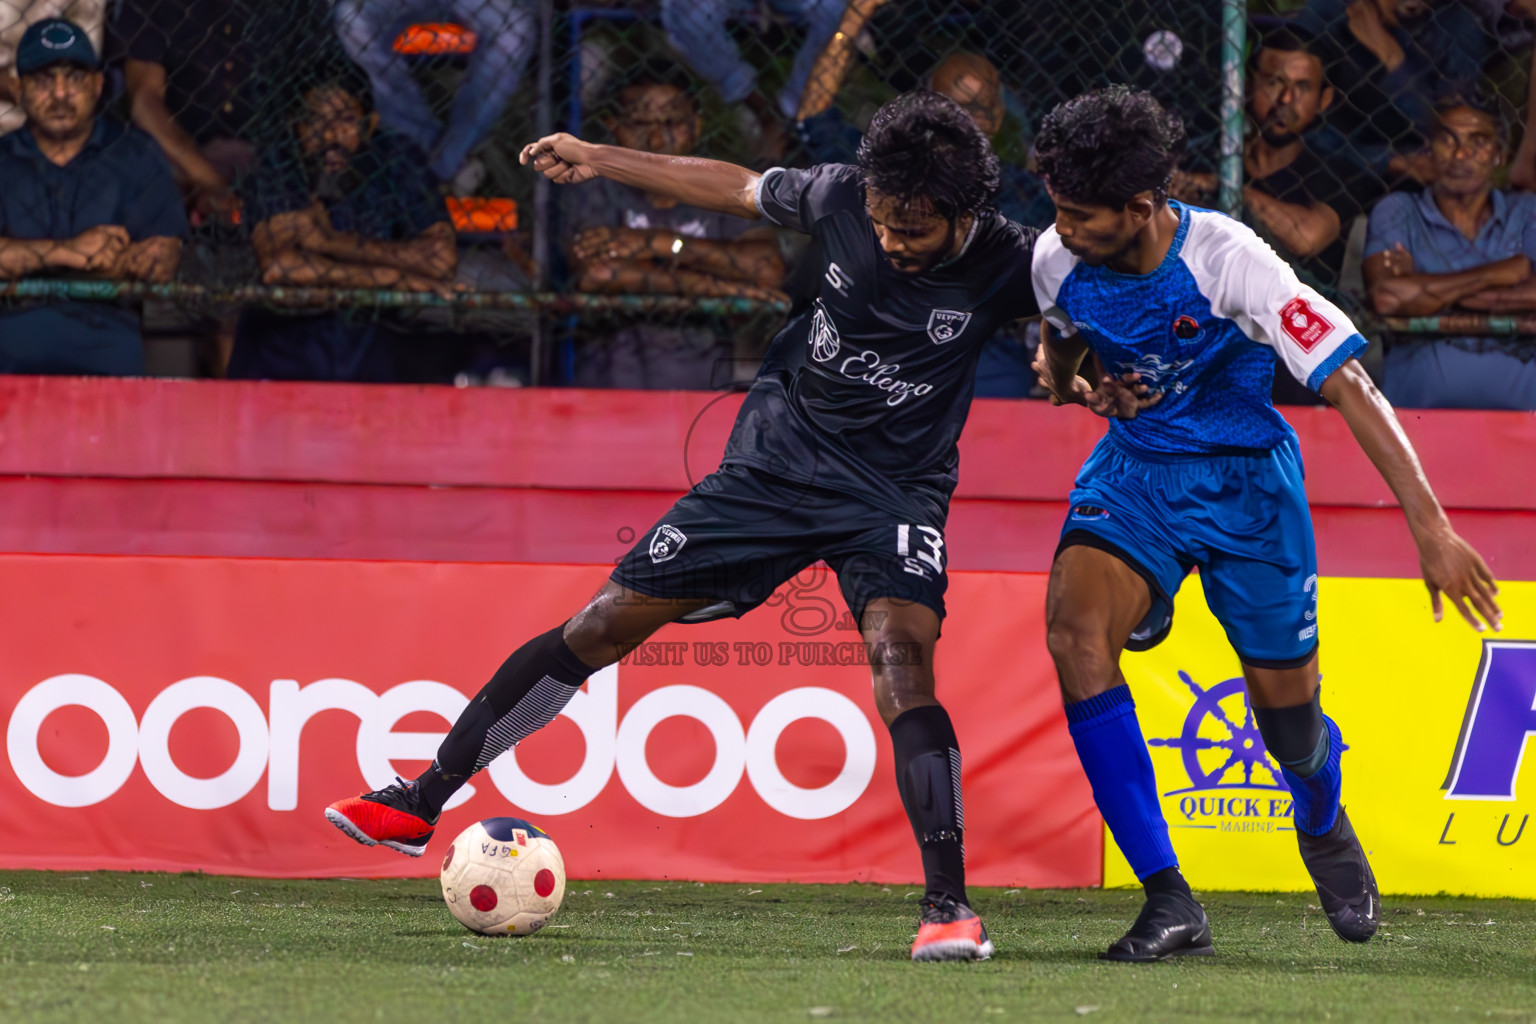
1218, 0, 1246, 215
531, 0, 556, 384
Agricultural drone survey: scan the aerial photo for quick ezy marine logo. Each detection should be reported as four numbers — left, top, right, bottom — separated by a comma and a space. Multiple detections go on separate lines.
1150, 671, 1297, 833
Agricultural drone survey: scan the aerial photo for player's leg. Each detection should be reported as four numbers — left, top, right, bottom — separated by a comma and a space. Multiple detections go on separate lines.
1240, 656, 1339, 837
324, 466, 815, 854
866, 598, 992, 961
831, 526, 990, 961
1241, 655, 1375, 938
1046, 542, 1212, 961
1203, 553, 1378, 936
325, 579, 706, 855
1198, 436, 1377, 941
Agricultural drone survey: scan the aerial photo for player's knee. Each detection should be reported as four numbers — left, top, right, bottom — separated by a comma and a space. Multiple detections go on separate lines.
561, 587, 654, 667
1045, 615, 1115, 697
865, 630, 934, 724
871, 673, 935, 726
1045, 612, 1100, 665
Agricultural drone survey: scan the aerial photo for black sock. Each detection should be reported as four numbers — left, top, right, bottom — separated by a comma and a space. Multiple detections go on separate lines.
415, 624, 593, 816
1142, 865, 1192, 900
889, 704, 967, 906
1252, 689, 1327, 776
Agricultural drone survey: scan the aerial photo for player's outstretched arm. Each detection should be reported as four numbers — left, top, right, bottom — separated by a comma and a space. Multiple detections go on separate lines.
1319, 358, 1502, 632
519, 133, 762, 221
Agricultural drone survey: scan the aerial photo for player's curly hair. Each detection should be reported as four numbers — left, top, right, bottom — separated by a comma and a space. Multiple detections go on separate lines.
857, 90, 1001, 220
1033, 86, 1186, 208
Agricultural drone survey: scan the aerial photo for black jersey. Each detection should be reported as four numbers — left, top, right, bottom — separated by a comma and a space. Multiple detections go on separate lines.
722, 164, 1040, 522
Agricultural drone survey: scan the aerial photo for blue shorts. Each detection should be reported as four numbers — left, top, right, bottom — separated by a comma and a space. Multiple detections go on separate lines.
1057, 434, 1320, 668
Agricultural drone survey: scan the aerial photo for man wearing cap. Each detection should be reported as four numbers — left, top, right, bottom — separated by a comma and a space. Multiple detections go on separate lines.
0, 17, 186, 374
0, 1, 105, 135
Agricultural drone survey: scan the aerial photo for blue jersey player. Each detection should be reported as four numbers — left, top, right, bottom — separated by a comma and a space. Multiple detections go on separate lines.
1029, 88, 1503, 961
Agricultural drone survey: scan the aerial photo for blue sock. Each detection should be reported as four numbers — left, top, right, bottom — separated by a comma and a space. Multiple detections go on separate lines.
1280, 714, 1343, 836
1065, 685, 1178, 880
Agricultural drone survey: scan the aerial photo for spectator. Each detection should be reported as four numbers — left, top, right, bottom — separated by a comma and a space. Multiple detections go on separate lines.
661, 0, 843, 162
1499, 0, 1536, 190
1173, 26, 1384, 291
565, 60, 785, 389
0, 0, 103, 135
1364, 94, 1536, 409
794, 3, 1050, 397
1293, 0, 1496, 181
332, 0, 536, 188
797, 30, 1052, 226
229, 80, 457, 382
0, 18, 183, 375
115, 0, 298, 215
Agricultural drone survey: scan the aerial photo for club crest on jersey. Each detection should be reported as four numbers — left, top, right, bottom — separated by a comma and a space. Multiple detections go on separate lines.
927, 309, 971, 345
1172, 314, 1201, 340
1279, 297, 1333, 353
809, 298, 841, 363
649, 525, 687, 563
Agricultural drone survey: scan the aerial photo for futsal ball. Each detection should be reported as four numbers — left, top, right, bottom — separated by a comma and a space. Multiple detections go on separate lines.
439, 817, 566, 936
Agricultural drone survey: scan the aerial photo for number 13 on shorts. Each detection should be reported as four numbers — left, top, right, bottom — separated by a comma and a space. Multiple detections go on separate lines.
899, 525, 946, 579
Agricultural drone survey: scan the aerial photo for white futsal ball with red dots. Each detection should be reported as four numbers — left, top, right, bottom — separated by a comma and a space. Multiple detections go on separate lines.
439, 817, 566, 936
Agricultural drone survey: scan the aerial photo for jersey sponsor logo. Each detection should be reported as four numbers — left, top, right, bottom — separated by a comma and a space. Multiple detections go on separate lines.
649, 525, 687, 564
809, 298, 841, 363
927, 309, 971, 345
824, 262, 853, 297
1173, 315, 1201, 340
1279, 297, 1334, 353
1115, 352, 1194, 395
837, 348, 934, 406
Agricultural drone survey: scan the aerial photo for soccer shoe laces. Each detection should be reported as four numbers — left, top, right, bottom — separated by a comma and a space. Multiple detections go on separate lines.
918, 896, 972, 925
361, 776, 434, 818
365, 776, 416, 800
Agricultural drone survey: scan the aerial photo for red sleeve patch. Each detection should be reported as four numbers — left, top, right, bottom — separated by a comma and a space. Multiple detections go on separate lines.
1279, 297, 1334, 353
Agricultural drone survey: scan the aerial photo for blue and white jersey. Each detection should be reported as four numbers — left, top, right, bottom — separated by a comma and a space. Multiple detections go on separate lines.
1031, 201, 1367, 455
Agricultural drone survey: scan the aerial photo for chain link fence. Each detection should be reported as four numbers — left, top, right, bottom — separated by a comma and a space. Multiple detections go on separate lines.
0, 1, 1533, 394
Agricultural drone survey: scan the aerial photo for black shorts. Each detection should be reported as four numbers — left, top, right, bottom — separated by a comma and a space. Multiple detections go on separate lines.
612, 463, 949, 628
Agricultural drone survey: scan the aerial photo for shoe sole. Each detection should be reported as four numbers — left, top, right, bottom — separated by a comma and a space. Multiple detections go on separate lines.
1320, 888, 1378, 943
911, 938, 994, 962
323, 807, 429, 858
1101, 943, 1215, 963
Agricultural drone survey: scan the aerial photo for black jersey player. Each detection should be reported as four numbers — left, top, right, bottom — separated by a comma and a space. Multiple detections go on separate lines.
324, 92, 1040, 961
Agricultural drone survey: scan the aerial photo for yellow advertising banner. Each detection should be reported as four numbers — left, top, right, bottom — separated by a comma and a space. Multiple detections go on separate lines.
1104, 577, 1536, 897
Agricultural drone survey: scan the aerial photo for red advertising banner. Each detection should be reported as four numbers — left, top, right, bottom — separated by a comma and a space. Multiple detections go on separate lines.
0, 554, 1098, 887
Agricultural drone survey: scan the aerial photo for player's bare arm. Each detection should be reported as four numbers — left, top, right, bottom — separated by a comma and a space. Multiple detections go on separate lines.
1318, 358, 1502, 632
1034, 320, 1163, 419
519, 133, 762, 221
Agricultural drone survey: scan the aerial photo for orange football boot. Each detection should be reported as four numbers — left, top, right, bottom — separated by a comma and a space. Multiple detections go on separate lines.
911, 896, 994, 961
324, 777, 438, 857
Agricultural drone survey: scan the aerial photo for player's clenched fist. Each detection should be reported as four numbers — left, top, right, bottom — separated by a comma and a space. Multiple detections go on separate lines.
519, 133, 602, 185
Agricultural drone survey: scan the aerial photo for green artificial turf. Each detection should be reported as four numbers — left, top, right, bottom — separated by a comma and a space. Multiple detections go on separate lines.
1, 871, 1533, 1023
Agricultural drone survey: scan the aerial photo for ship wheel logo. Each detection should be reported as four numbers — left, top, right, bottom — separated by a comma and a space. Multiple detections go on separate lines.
1148, 672, 1286, 795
